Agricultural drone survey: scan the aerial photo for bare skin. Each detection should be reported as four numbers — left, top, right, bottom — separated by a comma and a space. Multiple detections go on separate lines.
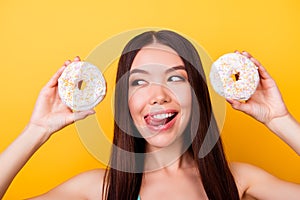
26, 160, 300, 200
227, 51, 300, 156
1, 48, 300, 199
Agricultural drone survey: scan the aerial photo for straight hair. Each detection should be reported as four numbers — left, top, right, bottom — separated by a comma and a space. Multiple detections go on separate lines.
103, 30, 239, 200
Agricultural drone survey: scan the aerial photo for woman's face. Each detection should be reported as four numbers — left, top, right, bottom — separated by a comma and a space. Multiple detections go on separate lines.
128, 43, 192, 150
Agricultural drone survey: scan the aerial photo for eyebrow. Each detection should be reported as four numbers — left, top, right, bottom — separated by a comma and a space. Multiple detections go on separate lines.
165, 65, 186, 73
130, 65, 186, 75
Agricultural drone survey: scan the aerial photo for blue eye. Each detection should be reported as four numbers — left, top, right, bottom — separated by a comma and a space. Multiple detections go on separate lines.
168, 75, 185, 82
131, 79, 147, 86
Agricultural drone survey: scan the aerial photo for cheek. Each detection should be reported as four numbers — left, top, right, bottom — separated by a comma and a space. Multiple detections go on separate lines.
170, 85, 192, 109
128, 90, 147, 122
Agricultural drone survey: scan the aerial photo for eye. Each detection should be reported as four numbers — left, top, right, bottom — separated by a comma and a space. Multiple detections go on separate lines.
131, 79, 148, 86
168, 75, 185, 82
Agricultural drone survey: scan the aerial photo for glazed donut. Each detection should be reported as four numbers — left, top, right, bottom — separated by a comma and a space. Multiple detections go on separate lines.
58, 61, 106, 111
209, 53, 259, 100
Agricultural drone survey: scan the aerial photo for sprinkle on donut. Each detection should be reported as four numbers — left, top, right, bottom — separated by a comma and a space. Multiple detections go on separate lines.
209, 53, 259, 101
58, 61, 106, 111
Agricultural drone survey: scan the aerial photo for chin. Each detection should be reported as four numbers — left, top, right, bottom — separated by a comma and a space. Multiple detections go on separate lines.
143, 133, 179, 150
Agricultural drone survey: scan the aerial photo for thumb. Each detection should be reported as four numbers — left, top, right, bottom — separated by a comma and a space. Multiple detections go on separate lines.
68, 109, 96, 123
226, 98, 252, 114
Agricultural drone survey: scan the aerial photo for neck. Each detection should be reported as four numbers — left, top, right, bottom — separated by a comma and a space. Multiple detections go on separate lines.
143, 137, 195, 172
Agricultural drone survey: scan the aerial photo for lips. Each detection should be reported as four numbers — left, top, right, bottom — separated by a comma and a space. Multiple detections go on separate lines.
144, 110, 178, 131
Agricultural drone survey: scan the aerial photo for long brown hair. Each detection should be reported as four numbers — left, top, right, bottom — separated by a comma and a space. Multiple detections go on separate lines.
103, 30, 239, 200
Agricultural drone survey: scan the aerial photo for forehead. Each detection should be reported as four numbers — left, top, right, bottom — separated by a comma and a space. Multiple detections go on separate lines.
131, 44, 185, 70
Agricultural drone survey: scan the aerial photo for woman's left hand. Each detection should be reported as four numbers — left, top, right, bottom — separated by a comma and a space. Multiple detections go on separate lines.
226, 51, 289, 125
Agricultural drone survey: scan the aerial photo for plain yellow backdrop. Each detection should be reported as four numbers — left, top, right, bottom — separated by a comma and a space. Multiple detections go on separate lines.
0, 0, 300, 199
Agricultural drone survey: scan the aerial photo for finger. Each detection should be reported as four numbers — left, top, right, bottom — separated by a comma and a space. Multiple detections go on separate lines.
69, 109, 96, 123
226, 98, 235, 104
242, 51, 263, 69
226, 98, 252, 113
250, 58, 272, 80
64, 60, 72, 66
241, 51, 252, 58
240, 52, 272, 80
249, 56, 262, 67
226, 98, 242, 109
45, 66, 66, 88
234, 50, 242, 54
74, 56, 81, 62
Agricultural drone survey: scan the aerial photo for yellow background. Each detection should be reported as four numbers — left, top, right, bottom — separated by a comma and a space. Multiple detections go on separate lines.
0, 0, 299, 199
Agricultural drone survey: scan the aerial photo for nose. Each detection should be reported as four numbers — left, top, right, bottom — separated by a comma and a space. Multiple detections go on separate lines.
149, 84, 171, 105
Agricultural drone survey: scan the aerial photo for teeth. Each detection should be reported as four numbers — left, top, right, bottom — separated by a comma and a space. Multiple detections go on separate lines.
152, 113, 174, 119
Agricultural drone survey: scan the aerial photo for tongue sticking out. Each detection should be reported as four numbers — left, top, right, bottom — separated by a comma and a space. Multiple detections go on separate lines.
144, 113, 177, 127
145, 116, 167, 126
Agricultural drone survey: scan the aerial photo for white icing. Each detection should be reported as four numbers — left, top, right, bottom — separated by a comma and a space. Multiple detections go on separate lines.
58, 61, 106, 111
209, 53, 259, 100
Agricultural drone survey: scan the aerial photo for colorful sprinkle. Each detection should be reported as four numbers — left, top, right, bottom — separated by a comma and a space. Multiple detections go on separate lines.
209, 53, 259, 100
58, 61, 106, 111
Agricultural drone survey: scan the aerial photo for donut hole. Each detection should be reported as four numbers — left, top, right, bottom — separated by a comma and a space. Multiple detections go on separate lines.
231, 72, 240, 82
77, 80, 87, 90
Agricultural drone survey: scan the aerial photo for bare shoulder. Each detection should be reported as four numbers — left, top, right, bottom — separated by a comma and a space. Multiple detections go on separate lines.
229, 162, 276, 199
229, 162, 257, 198
230, 162, 264, 177
229, 162, 270, 190
229, 162, 300, 200
229, 161, 276, 183
62, 168, 106, 199
73, 168, 106, 184
28, 168, 106, 200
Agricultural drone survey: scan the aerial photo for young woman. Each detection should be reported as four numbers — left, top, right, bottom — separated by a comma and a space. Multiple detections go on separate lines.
0, 30, 300, 200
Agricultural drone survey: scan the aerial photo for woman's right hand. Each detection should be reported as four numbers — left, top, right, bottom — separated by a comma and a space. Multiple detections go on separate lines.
0, 57, 96, 199
29, 56, 95, 138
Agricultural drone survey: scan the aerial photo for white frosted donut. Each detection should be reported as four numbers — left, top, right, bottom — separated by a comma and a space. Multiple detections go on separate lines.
209, 53, 259, 100
58, 61, 106, 111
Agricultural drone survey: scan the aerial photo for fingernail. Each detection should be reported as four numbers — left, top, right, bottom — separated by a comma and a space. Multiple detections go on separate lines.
226, 98, 233, 104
